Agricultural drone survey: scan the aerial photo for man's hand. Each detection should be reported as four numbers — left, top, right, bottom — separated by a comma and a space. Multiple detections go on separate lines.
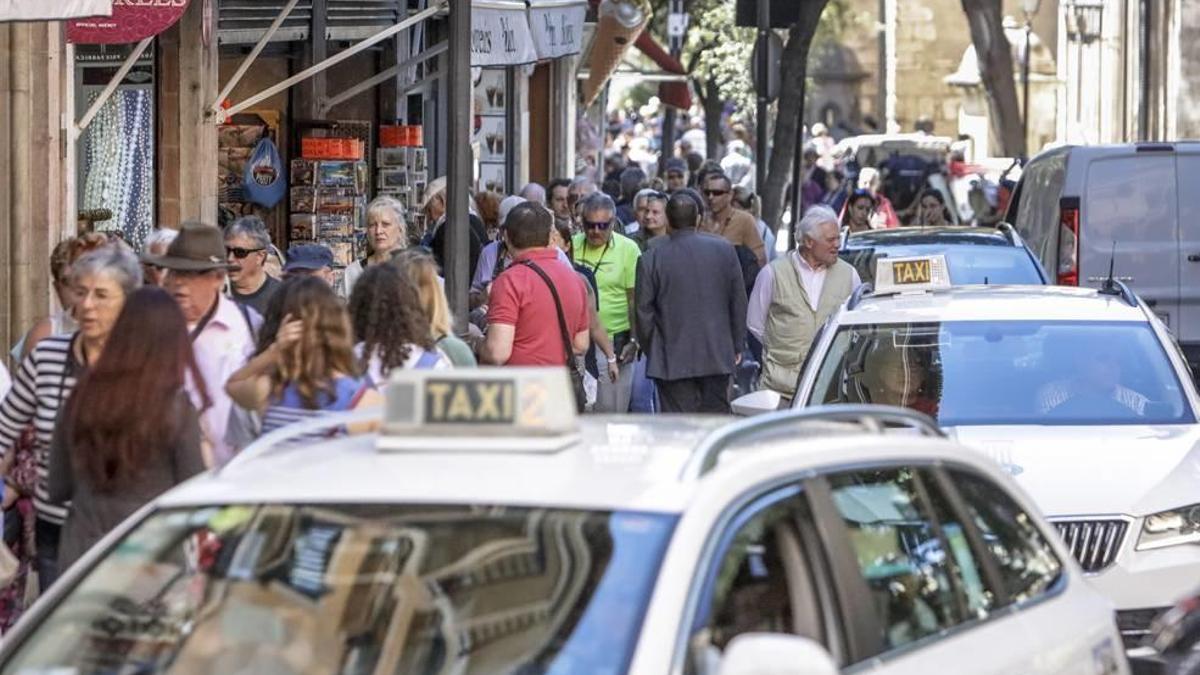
606, 358, 620, 383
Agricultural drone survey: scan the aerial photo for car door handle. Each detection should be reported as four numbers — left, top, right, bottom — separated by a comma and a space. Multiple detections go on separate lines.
1189, 254, 1200, 262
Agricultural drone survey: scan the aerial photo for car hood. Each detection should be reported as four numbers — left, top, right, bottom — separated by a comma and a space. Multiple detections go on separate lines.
948, 425, 1200, 517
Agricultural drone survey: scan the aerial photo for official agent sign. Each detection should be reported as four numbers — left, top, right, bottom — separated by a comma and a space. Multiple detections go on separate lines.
471, 1, 538, 68
67, 0, 190, 44
528, 0, 586, 61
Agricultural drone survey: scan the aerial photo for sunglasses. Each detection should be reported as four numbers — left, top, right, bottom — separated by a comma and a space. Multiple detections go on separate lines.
703, 189, 730, 197
226, 246, 264, 259
583, 220, 611, 231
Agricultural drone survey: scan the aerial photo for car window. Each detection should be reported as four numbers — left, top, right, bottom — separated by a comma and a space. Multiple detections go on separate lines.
1012, 153, 1067, 268
826, 468, 970, 656
841, 244, 1044, 286
807, 320, 1194, 426
948, 469, 1063, 603
687, 487, 829, 674
3, 504, 677, 675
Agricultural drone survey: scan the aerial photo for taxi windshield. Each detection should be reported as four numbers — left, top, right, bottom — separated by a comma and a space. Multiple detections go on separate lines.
807, 320, 1194, 426
2, 504, 676, 674
841, 244, 1044, 285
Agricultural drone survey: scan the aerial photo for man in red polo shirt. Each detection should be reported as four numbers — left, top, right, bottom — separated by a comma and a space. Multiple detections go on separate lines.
483, 202, 589, 366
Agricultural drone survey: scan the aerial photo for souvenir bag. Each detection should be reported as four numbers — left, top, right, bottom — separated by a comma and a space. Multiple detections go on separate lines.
243, 136, 288, 208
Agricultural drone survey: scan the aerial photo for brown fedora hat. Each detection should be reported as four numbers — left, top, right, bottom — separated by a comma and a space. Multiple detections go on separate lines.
140, 221, 235, 272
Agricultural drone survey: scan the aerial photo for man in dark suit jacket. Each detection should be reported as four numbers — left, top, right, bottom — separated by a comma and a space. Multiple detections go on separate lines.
635, 189, 748, 413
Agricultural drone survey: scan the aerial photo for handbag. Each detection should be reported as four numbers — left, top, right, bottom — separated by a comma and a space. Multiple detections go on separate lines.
517, 260, 587, 412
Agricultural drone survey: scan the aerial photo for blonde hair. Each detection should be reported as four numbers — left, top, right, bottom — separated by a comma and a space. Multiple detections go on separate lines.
392, 249, 451, 339
365, 196, 408, 254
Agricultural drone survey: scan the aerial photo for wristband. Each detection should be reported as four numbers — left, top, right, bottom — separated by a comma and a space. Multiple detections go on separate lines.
606, 355, 618, 363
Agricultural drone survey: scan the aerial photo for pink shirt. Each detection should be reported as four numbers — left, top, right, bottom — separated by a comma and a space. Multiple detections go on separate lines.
188, 294, 258, 466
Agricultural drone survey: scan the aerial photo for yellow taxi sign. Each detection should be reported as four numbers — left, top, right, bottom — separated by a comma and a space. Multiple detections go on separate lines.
874, 254, 951, 293
378, 368, 579, 453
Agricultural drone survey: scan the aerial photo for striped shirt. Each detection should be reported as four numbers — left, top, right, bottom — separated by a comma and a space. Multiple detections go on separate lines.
0, 334, 81, 524
260, 376, 369, 446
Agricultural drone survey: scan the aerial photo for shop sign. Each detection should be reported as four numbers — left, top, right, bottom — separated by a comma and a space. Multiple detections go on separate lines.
0, 0, 111, 21
67, 0, 190, 44
471, 1, 538, 68
528, 0, 586, 61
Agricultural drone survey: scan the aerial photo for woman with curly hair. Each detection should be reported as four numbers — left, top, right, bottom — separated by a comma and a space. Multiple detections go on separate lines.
349, 265, 448, 385
225, 277, 381, 437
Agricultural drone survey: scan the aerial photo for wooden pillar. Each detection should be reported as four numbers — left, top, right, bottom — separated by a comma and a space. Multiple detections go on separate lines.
0, 22, 67, 362
160, 0, 220, 226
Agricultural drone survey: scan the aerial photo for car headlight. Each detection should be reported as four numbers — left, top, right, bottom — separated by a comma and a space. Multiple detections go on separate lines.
1137, 505, 1200, 551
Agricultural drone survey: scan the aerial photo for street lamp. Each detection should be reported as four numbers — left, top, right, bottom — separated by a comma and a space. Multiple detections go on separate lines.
1021, 0, 1041, 158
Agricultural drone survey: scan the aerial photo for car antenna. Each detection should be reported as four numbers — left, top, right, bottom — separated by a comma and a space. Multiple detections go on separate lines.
1098, 241, 1118, 295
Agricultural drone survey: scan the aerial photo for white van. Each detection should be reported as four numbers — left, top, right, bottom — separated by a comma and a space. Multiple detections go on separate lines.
1006, 142, 1200, 366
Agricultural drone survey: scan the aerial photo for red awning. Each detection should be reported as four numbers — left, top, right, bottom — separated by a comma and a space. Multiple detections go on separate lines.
634, 31, 692, 110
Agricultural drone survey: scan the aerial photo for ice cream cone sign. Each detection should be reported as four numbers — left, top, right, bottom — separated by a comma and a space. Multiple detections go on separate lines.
582, 0, 650, 108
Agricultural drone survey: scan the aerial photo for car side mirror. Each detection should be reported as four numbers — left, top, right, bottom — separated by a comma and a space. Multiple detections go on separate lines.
732, 390, 784, 417
717, 633, 839, 675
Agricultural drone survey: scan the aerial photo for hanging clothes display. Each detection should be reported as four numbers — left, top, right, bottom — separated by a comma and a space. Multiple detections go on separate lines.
81, 89, 154, 248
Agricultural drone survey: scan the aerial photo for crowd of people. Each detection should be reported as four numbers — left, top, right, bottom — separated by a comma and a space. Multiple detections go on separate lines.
0, 114, 907, 629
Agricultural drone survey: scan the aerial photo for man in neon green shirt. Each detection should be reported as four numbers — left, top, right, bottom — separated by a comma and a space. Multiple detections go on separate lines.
572, 192, 641, 413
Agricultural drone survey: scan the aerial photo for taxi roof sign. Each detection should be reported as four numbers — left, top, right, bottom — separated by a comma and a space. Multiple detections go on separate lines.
378, 368, 580, 453
873, 254, 951, 294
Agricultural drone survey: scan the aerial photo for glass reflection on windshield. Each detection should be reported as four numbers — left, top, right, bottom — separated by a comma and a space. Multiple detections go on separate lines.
3, 505, 676, 674
807, 321, 1193, 426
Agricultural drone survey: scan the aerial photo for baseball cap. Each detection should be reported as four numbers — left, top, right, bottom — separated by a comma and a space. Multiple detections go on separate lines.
664, 157, 688, 175
284, 243, 333, 272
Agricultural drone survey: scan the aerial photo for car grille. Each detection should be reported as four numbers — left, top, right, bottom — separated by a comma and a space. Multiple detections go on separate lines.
1050, 518, 1128, 573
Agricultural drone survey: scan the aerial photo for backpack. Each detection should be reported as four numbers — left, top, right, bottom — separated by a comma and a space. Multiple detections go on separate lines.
243, 137, 287, 208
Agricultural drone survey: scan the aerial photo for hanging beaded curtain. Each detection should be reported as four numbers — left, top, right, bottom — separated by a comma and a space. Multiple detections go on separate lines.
81, 89, 154, 249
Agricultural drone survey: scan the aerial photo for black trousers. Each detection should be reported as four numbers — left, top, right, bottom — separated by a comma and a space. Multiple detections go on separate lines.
655, 375, 732, 414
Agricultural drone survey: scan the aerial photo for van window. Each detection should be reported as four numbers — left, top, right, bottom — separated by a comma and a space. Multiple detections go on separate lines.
1013, 153, 1067, 269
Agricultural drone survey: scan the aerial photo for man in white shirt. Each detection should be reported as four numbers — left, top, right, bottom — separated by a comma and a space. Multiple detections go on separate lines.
145, 222, 259, 467
747, 205, 862, 397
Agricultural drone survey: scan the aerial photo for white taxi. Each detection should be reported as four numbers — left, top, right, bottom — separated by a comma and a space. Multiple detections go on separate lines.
737, 255, 1200, 650
0, 370, 1125, 674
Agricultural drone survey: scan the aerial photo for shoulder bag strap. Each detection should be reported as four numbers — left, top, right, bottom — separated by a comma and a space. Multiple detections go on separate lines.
515, 260, 574, 364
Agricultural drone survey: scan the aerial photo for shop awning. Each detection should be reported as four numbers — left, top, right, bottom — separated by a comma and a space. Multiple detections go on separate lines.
528, 0, 586, 61
0, 0, 110, 21
471, 0, 538, 67
634, 31, 692, 110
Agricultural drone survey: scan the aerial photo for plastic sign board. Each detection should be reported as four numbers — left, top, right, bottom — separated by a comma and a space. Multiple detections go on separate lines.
379, 368, 579, 453
874, 254, 952, 293
67, 0, 190, 44
0, 0, 111, 21
471, 1, 539, 68
528, 0, 586, 61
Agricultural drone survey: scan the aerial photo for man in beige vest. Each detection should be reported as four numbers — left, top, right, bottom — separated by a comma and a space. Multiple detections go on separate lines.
748, 205, 862, 398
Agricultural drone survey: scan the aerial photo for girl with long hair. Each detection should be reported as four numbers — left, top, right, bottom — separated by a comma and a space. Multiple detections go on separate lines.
226, 277, 382, 437
391, 249, 477, 367
349, 265, 449, 384
48, 287, 208, 570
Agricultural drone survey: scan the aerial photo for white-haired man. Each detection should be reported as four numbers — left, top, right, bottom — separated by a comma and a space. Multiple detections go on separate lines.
747, 205, 862, 398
